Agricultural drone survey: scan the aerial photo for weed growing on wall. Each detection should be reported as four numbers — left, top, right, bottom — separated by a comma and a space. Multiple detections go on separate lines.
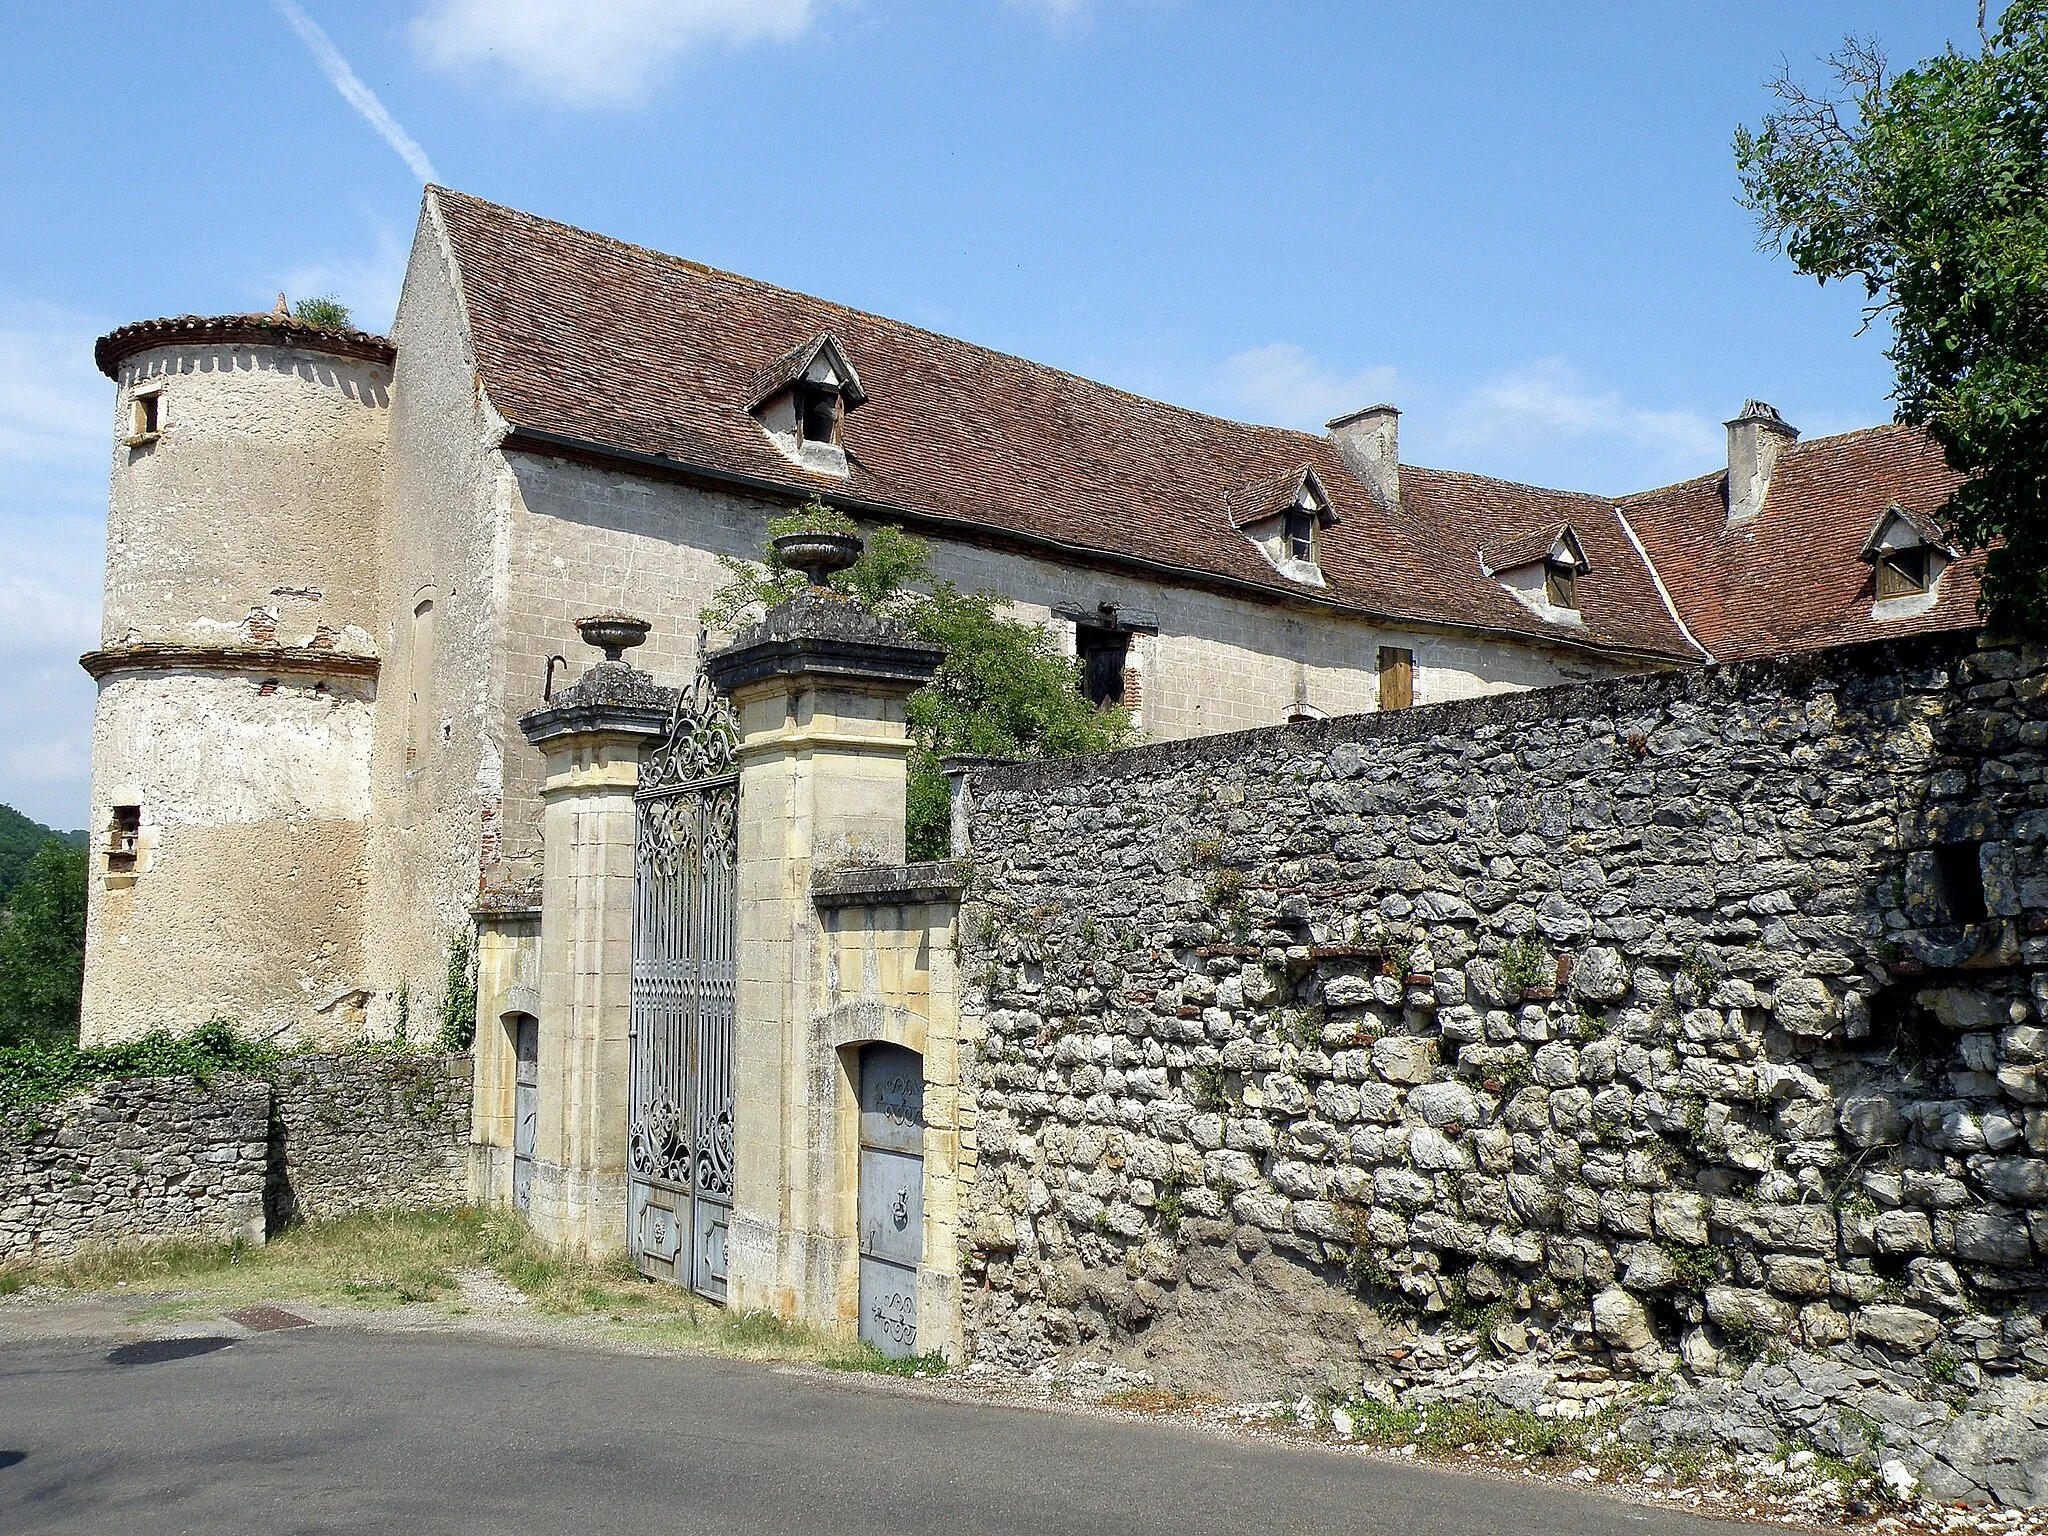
1497, 934, 1548, 998
438, 928, 478, 1052
0, 1018, 280, 1140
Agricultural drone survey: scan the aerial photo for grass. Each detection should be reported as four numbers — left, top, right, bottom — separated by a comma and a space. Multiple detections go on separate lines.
0, 1208, 909, 1371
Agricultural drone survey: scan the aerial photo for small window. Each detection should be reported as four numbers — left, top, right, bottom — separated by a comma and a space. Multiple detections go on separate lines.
1075, 625, 1130, 708
1544, 561, 1577, 610
1933, 841, 1987, 924
1877, 547, 1929, 599
796, 383, 840, 446
108, 805, 141, 872
1378, 646, 1414, 712
1285, 510, 1317, 564
130, 391, 160, 440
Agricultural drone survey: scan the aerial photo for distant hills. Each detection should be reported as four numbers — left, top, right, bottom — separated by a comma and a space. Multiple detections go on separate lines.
0, 805, 88, 902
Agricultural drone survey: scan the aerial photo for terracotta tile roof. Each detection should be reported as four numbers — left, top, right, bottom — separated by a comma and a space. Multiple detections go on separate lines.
1619, 424, 1979, 662
95, 313, 395, 378
429, 188, 1698, 661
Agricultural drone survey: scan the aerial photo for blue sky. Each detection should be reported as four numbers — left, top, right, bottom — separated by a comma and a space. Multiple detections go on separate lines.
0, 1, 1998, 829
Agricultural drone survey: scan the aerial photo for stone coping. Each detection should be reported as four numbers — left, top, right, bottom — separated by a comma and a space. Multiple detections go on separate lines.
519, 664, 679, 745
973, 628, 1990, 795
704, 595, 942, 695
810, 860, 969, 909
80, 643, 380, 682
95, 313, 396, 378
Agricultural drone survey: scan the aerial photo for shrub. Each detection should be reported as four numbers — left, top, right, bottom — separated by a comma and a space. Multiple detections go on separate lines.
0, 1018, 280, 1140
290, 295, 352, 330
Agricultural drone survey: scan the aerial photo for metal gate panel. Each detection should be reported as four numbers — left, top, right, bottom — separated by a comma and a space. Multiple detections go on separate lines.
629, 676, 738, 1301
858, 1044, 925, 1357
512, 1016, 538, 1212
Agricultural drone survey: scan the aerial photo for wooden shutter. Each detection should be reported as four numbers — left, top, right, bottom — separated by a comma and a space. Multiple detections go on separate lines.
1378, 647, 1414, 711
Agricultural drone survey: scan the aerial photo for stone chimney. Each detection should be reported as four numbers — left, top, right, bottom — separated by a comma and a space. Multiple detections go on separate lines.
1725, 400, 1798, 530
1326, 404, 1400, 511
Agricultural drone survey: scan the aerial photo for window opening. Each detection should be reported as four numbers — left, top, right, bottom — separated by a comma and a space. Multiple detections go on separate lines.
407, 596, 436, 767
1378, 647, 1414, 711
1932, 841, 1987, 924
1877, 547, 1929, 599
131, 391, 160, 440
796, 383, 840, 446
1075, 625, 1130, 708
1285, 509, 1316, 564
108, 805, 141, 872
1544, 561, 1578, 610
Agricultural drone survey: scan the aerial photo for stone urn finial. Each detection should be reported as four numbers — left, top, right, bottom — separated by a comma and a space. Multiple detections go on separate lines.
772, 529, 864, 589
575, 612, 652, 663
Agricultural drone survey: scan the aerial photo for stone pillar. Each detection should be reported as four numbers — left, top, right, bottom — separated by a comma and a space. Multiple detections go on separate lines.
702, 594, 941, 1322
517, 659, 675, 1255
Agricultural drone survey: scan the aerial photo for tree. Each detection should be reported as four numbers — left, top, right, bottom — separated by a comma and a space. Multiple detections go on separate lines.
1735, 4, 2048, 631
0, 841, 88, 1047
291, 295, 353, 331
703, 499, 1134, 859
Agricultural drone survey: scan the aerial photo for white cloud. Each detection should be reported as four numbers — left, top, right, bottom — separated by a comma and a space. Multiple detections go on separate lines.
0, 306, 109, 830
1215, 342, 1400, 434
1438, 359, 1720, 490
1007, 0, 1094, 29
410, 0, 822, 109
273, 0, 439, 181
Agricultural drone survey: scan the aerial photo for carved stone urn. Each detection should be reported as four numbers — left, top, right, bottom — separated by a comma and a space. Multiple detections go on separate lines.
772, 530, 863, 588
575, 612, 652, 662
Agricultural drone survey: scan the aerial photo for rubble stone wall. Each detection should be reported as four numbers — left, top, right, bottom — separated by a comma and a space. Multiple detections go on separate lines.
0, 1054, 472, 1265
957, 631, 2048, 1504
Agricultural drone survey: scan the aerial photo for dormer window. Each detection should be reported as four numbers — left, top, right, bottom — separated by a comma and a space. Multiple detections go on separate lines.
1859, 504, 1953, 612
1231, 465, 1336, 587
1286, 507, 1316, 563
1482, 524, 1590, 625
1543, 559, 1577, 610
748, 331, 866, 477
1876, 545, 1929, 599
797, 381, 841, 445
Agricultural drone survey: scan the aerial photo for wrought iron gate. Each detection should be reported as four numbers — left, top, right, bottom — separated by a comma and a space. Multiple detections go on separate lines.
628, 676, 738, 1300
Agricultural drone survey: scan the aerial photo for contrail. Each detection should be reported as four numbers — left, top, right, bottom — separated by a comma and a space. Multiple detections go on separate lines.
272, 0, 439, 183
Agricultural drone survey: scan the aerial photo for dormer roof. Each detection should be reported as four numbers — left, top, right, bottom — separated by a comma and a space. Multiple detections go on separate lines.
745, 331, 868, 412
1479, 522, 1589, 578
1858, 502, 1957, 562
1227, 465, 1337, 531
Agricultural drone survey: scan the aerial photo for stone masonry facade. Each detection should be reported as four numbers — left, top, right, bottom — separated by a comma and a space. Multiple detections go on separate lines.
956, 631, 2048, 1503
0, 1054, 472, 1265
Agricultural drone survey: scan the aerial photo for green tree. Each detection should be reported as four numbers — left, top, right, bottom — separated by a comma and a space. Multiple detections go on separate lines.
1735, 4, 2048, 631
0, 841, 88, 1047
291, 295, 353, 330
703, 500, 1134, 859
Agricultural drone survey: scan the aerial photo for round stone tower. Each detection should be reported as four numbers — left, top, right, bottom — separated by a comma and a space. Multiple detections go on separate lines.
80, 310, 396, 1044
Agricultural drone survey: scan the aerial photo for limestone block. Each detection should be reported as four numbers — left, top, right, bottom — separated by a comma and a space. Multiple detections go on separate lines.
1592, 1286, 1656, 1353
1569, 946, 1630, 1004
1705, 1286, 1792, 1336
1771, 977, 1839, 1037
1531, 1042, 1580, 1088
1856, 1304, 1943, 1351
1370, 1036, 1437, 1085
1874, 1209, 1934, 1255
1409, 1081, 1481, 1129
1952, 1212, 2034, 1265
1974, 1157, 2048, 1203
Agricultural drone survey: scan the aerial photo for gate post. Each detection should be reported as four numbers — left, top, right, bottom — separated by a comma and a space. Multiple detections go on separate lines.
518, 657, 677, 1255
702, 595, 941, 1322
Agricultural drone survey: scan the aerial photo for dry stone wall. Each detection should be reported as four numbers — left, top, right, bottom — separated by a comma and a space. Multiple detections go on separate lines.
957, 632, 2048, 1504
0, 1053, 472, 1265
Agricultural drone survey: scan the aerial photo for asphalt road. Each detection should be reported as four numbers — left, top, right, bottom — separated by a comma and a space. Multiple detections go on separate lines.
0, 1324, 1786, 1536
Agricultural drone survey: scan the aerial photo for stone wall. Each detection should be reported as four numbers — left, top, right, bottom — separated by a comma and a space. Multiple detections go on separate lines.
268, 1053, 473, 1224
0, 1078, 270, 1263
956, 631, 2048, 1504
0, 1053, 472, 1265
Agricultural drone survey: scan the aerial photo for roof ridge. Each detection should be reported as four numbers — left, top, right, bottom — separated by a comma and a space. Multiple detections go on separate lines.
429, 184, 1337, 455
1404, 462, 1620, 504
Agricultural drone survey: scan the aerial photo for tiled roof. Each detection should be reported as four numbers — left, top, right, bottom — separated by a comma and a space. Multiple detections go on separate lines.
1619, 425, 1978, 662
429, 188, 1698, 661
95, 313, 395, 378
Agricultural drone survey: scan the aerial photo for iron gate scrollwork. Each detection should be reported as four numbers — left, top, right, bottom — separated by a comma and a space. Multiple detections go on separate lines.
629, 674, 738, 1300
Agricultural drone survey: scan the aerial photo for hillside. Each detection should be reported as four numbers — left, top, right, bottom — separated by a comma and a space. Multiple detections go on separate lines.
0, 805, 88, 902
